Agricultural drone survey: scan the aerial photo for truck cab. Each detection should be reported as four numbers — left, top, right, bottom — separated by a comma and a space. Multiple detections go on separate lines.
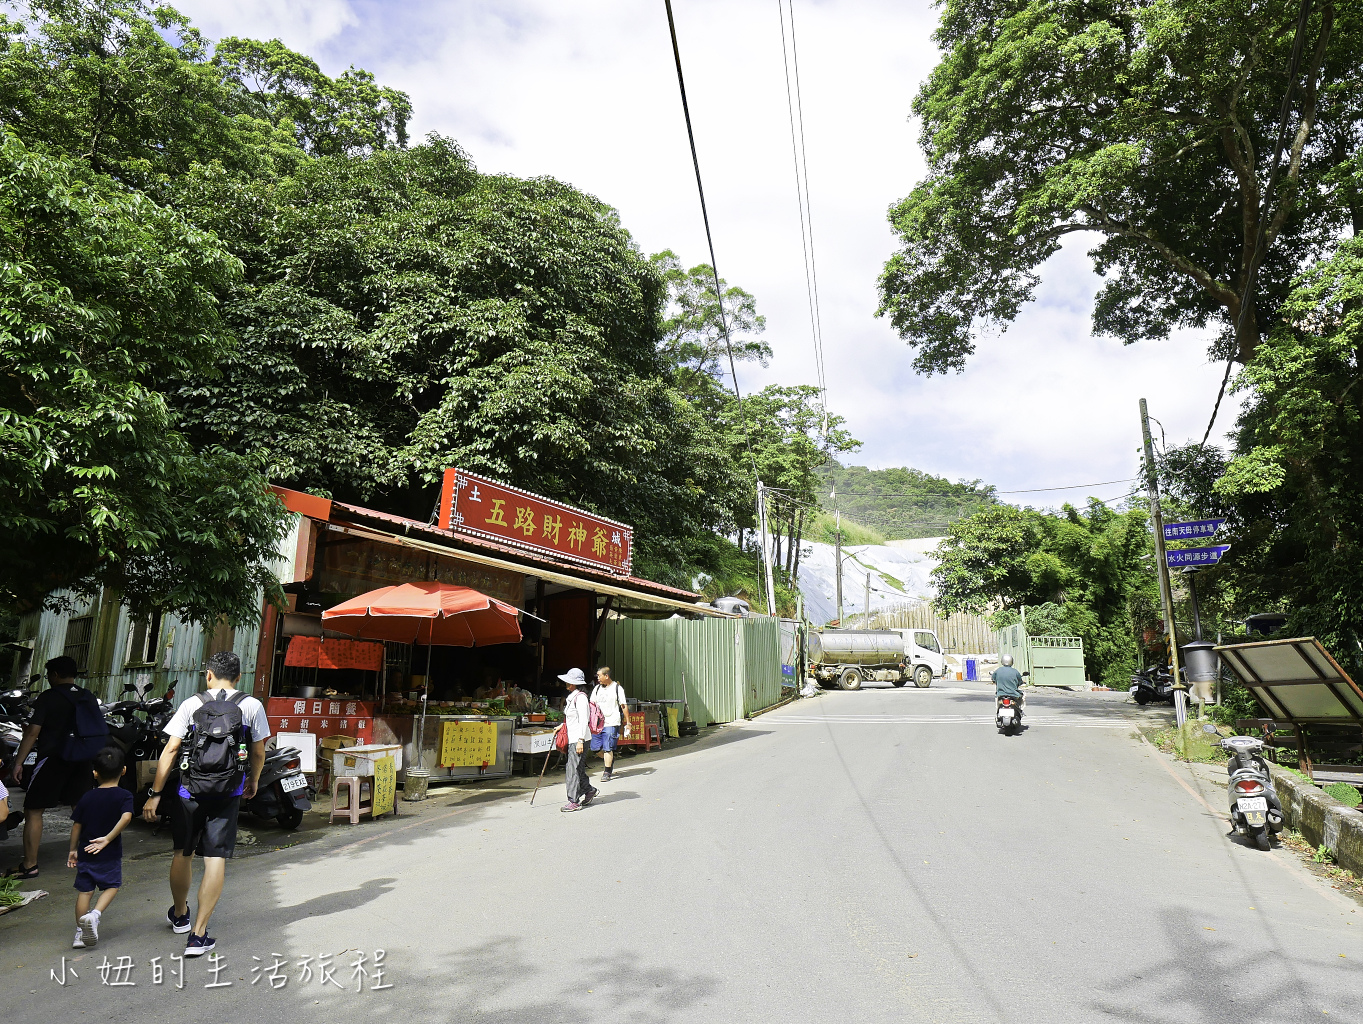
893, 629, 945, 688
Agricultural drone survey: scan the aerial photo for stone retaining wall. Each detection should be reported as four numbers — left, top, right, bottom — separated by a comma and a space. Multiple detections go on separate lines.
1269, 765, 1363, 875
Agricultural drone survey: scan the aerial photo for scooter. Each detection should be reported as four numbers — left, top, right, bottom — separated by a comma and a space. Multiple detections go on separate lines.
102, 680, 175, 814
1129, 665, 1177, 705
240, 745, 312, 830
995, 696, 1022, 734
1220, 733, 1284, 850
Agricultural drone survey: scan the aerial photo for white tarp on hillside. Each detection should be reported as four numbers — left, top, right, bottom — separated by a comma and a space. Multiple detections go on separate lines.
796, 540, 943, 625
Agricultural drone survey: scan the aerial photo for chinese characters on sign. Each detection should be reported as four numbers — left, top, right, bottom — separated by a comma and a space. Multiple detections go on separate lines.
439, 721, 498, 768
1162, 518, 1226, 541
51, 951, 394, 991
1165, 545, 1231, 568
371, 755, 396, 816
438, 469, 633, 575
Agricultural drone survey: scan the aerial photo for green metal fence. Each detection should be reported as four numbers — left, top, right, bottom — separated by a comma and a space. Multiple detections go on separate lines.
597, 616, 783, 725
997, 629, 1086, 687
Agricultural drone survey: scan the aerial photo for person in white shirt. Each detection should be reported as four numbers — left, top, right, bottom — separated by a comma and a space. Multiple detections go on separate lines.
559, 668, 595, 812
589, 667, 630, 782
142, 651, 270, 956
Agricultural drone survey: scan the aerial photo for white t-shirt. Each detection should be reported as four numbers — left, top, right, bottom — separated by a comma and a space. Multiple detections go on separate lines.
564, 690, 591, 744
165, 688, 272, 744
590, 681, 628, 728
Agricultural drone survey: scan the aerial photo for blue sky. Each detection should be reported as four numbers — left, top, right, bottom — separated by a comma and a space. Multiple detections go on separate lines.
177, 0, 1242, 507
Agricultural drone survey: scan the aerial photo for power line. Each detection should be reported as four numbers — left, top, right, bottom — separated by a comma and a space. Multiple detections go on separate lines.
663, 0, 756, 475
776, 0, 828, 431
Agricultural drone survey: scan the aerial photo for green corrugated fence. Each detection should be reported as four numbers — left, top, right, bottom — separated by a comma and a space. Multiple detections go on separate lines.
597, 616, 783, 725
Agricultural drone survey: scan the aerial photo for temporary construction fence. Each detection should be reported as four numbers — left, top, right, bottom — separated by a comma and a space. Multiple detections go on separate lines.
597, 615, 784, 725
998, 625, 1086, 687
868, 603, 995, 655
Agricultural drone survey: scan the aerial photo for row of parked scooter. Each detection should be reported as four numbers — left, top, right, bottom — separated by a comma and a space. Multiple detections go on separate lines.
0, 677, 312, 833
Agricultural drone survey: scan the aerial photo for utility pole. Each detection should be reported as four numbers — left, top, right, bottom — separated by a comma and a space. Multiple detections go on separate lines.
864, 572, 871, 628
757, 481, 778, 617
834, 508, 844, 624
1140, 398, 1187, 727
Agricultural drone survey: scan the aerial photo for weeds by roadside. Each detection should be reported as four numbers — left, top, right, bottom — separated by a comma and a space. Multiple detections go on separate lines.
1278, 829, 1363, 897
1142, 723, 1229, 764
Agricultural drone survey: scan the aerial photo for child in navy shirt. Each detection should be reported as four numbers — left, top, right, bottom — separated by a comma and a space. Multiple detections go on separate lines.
68, 747, 134, 948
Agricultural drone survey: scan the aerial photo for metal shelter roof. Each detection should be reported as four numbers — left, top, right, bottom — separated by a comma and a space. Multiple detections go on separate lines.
1215, 637, 1363, 725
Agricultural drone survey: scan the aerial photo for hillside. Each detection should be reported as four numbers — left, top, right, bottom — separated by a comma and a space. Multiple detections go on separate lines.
816, 463, 997, 540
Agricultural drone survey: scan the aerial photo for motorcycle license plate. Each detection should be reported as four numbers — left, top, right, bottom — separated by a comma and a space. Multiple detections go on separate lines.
280, 774, 308, 793
1238, 796, 1268, 825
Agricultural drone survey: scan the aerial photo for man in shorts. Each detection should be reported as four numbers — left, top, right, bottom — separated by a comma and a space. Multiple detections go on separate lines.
4, 657, 97, 879
142, 650, 269, 956
589, 666, 630, 783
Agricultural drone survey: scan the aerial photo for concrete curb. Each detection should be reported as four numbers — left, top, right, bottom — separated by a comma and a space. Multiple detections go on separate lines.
1269, 764, 1363, 874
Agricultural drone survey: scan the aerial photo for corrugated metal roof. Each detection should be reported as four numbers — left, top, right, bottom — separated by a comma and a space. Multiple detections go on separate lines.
326, 500, 703, 603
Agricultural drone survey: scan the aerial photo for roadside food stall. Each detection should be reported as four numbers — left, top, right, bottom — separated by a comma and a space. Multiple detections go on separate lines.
257, 471, 736, 792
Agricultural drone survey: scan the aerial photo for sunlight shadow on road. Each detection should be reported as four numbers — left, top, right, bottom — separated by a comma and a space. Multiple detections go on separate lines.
262, 875, 397, 927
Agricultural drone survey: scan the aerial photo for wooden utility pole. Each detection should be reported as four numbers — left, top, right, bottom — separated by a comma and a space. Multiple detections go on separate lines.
757, 481, 778, 617
1140, 399, 1187, 727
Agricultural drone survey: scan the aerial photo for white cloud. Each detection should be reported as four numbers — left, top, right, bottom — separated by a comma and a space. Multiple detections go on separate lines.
172, 0, 1244, 495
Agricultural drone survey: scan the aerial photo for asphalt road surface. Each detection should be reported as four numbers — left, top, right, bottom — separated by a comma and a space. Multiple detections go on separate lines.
1, 681, 1358, 1023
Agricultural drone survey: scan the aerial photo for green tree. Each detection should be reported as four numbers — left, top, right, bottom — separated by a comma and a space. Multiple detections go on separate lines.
1173, 236, 1363, 668
651, 250, 771, 407
0, 131, 288, 621
933, 501, 1157, 683
817, 463, 996, 539
167, 140, 736, 587
879, 0, 1363, 373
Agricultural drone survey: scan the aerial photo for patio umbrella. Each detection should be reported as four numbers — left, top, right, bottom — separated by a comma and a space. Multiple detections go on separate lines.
321, 582, 524, 771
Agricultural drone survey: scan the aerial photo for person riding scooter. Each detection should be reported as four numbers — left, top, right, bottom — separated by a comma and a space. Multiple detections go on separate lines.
993, 654, 1026, 729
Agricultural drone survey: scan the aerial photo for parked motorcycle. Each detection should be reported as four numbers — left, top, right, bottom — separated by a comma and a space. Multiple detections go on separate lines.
240, 744, 312, 830
101, 679, 175, 814
1129, 665, 1178, 705
1220, 731, 1284, 849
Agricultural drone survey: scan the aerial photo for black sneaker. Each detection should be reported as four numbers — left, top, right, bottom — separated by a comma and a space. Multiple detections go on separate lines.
185, 933, 215, 957
167, 906, 191, 934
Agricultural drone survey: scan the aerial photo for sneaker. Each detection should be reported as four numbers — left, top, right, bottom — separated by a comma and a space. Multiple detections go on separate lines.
167, 906, 191, 934
72, 928, 85, 950
582, 787, 598, 805
184, 933, 216, 957
560, 802, 582, 813
78, 910, 100, 943
600, 771, 613, 783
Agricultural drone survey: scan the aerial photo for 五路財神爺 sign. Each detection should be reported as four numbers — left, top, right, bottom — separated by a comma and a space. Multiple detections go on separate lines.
438, 469, 632, 575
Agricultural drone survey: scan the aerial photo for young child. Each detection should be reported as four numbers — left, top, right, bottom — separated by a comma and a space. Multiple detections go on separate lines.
68, 747, 134, 948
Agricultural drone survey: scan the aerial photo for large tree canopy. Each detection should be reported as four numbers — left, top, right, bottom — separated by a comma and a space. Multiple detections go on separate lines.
0, 131, 288, 620
880, 0, 1363, 373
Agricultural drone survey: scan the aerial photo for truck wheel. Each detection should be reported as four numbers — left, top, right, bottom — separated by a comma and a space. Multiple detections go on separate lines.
838, 669, 862, 691
914, 666, 933, 688
891, 676, 908, 688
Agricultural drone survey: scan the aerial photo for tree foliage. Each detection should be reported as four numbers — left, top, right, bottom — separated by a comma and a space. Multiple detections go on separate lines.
933, 501, 1158, 683
817, 463, 997, 539
1159, 236, 1363, 669
880, 0, 1363, 373
0, 131, 288, 620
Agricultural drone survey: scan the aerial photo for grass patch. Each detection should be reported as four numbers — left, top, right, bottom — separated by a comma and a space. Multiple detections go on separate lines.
1324, 782, 1362, 807
806, 512, 886, 547
1145, 723, 1229, 764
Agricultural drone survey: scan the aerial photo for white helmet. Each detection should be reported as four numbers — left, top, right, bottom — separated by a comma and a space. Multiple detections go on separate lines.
1001, 654, 1014, 667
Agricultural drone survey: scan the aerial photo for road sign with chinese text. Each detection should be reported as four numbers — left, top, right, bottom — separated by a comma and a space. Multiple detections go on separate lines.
1166, 545, 1230, 568
438, 469, 632, 575
1163, 518, 1225, 541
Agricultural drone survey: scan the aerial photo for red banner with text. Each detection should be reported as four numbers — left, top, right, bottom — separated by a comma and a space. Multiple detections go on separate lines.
439, 469, 632, 575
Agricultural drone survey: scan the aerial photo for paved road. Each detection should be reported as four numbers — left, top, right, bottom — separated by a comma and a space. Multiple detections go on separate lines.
2, 682, 1359, 1023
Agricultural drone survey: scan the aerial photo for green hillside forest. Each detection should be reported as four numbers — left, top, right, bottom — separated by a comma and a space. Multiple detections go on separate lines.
816, 463, 997, 540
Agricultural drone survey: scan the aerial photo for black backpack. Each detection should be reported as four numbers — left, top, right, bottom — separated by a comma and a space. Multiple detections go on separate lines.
60, 685, 109, 762
181, 690, 249, 798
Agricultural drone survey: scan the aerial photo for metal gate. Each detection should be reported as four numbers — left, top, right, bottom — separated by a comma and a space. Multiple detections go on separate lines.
996, 630, 1086, 687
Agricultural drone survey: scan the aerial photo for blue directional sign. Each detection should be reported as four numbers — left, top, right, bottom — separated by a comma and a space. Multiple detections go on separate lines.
1164, 518, 1225, 541
1166, 545, 1230, 568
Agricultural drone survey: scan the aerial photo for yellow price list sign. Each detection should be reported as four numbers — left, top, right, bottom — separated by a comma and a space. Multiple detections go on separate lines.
372, 755, 396, 816
439, 721, 498, 767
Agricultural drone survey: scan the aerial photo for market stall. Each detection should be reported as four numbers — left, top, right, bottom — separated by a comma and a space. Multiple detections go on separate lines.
321, 581, 528, 791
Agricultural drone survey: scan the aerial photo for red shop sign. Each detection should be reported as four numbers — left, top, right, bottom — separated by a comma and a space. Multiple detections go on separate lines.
438, 469, 632, 575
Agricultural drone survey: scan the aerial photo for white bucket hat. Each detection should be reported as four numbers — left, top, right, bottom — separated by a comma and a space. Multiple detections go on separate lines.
558, 668, 586, 686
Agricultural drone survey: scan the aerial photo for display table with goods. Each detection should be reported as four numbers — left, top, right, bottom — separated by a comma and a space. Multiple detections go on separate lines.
373, 701, 516, 782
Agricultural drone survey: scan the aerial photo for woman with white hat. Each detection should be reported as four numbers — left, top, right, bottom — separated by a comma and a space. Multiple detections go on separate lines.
559, 669, 596, 812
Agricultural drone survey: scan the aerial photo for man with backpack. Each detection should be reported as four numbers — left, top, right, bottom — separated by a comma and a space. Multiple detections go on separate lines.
142, 650, 269, 956
5, 656, 108, 880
